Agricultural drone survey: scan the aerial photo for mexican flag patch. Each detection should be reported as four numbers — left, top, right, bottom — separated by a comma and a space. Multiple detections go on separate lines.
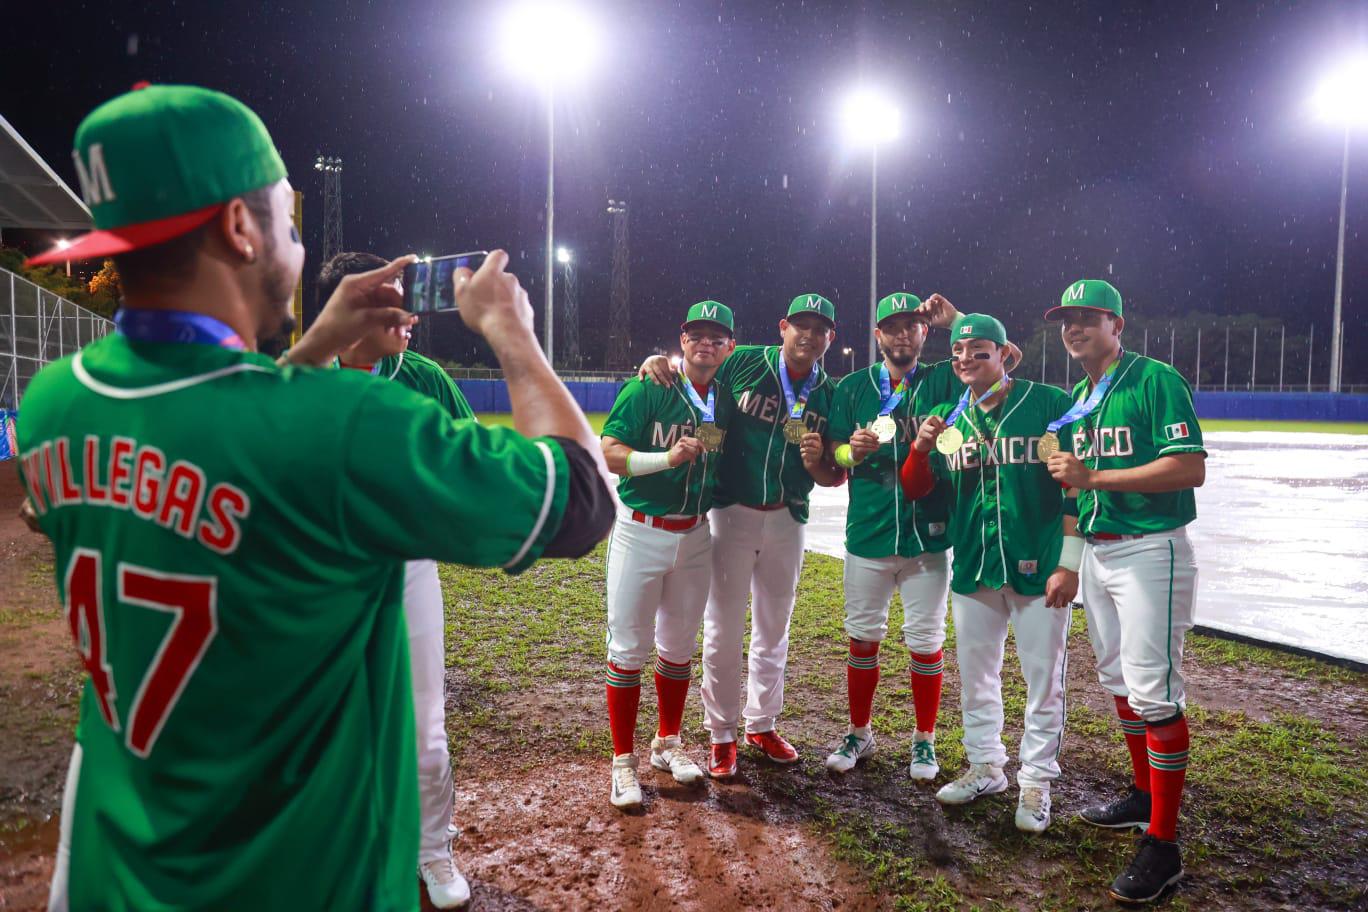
1164, 422, 1189, 440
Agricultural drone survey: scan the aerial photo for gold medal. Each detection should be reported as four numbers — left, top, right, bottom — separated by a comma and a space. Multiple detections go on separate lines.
784, 419, 808, 444
1036, 430, 1060, 461
696, 423, 723, 451
935, 425, 964, 455
871, 415, 897, 444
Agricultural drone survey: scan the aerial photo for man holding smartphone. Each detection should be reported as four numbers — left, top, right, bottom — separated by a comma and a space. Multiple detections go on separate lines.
316, 252, 476, 907
22, 84, 614, 912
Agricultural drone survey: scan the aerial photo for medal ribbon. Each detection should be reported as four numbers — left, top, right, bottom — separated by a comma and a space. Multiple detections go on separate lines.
680, 370, 716, 424
1045, 349, 1124, 434
876, 364, 910, 417
945, 372, 1008, 429
115, 308, 246, 350
778, 351, 818, 420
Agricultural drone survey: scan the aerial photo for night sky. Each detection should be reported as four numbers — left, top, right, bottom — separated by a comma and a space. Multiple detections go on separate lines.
3, 1, 1366, 385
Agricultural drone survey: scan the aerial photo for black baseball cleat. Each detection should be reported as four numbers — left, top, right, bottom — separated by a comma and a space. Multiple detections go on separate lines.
1080, 785, 1152, 829
1108, 834, 1183, 904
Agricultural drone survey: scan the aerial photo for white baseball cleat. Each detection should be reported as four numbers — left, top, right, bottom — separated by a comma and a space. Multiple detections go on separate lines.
824, 727, 876, 773
935, 763, 1009, 805
908, 731, 939, 781
419, 852, 471, 910
650, 734, 705, 784
610, 753, 643, 809
1015, 786, 1052, 833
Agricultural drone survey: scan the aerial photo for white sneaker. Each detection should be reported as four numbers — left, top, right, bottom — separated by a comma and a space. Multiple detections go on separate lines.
610, 753, 643, 809
419, 853, 471, 910
1016, 786, 1052, 833
908, 731, 939, 781
649, 734, 705, 784
824, 728, 876, 773
935, 763, 1009, 805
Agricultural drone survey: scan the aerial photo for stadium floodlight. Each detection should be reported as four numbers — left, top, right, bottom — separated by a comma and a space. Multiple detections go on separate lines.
499, 3, 601, 369
1309, 54, 1368, 391
556, 247, 572, 264
840, 87, 903, 363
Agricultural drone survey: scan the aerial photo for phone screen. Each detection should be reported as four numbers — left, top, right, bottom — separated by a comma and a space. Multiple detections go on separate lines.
402, 251, 488, 313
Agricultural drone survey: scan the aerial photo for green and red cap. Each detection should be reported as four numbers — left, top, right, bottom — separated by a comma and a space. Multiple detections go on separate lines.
682, 300, 734, 335
1044, 279, 1124, 321
28, 84, 287, 266
876, 292, 922, 326
786, 293, 836, 326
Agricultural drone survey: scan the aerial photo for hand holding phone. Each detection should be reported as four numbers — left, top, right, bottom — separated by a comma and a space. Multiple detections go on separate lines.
402, 251, 489, 313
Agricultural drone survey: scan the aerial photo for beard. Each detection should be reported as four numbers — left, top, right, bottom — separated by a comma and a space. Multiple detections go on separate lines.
880, 345, 917, 369
252, 232, 302, 351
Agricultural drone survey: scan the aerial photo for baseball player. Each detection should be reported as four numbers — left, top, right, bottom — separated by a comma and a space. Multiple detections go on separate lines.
318, 252, 476, 907
1043, 280, 1205, 903
21, 85, 613, 911
641, 294, 845, 777
823, 292, 959, 779
600, 302, 737, 809
901, 313, 1080, 833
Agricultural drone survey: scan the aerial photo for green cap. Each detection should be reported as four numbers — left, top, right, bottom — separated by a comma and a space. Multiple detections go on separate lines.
786, 293, 836, 326
876, 292, 923, 326
1045, 279, 1124, 321
950, 313, 1008, 346
28, 84, 287, 266
682, 300, 734, 334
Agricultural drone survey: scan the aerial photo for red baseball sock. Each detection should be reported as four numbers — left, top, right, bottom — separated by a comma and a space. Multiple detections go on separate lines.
908, 649, 944, 734
605, 662, 642, 756
1114, 695, 1151, 792
846, 640, 880, 729
654, 656, 692, 737
1146, 714, 1190, 841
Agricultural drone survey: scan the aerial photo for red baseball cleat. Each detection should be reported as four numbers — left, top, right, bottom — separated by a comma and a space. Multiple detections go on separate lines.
745, 729, 800, 764
708, 741, 738, 779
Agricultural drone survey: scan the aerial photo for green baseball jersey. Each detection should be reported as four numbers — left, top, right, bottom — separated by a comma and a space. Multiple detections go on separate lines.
929, 379, 1075, 596
1066, 352, 1205, 535
602, 375, 735, 516
376, 349, 475, 421
15, 334, 571, 911
711, 344, 836, 523
828, 359, 960, 558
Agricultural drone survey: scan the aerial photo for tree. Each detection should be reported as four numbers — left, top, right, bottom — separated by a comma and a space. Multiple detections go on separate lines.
86, 260, 121, 318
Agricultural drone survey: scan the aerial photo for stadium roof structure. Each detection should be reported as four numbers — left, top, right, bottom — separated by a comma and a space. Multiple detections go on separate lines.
0, 113, 91, 231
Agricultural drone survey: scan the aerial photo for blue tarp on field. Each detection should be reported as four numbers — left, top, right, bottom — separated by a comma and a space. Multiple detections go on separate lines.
455, 379, 626, 414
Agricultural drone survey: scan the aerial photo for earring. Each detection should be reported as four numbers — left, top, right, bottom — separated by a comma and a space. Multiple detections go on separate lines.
243, 243, 256, 263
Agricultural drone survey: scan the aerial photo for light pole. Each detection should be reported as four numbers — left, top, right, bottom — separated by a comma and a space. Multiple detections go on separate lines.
1310, 54, 1368, 392
840, 88, 901, 365
842, 346, 854, 374
56, 239, 72, 278
501, 3, 599, 368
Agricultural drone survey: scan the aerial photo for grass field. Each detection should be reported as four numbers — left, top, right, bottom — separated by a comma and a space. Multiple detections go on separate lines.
472, 413, 1368, 437
436, 547, 1368, 910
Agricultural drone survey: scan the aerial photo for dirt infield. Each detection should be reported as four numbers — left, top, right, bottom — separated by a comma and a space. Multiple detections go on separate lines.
3, 459, 1366, 910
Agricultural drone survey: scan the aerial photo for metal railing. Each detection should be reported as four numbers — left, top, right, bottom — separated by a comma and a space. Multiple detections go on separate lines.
0, 267, 114, 410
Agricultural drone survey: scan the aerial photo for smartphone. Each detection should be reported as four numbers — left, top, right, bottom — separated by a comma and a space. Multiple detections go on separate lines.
402, 251, 488, 313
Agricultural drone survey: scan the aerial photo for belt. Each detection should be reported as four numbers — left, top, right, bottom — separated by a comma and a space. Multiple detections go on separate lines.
741, 502, 788, 512
630, 510, 702, 533
1087, 532, 1149, 542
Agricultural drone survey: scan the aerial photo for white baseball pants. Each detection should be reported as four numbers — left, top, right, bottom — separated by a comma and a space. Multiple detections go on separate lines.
1081, 528, 1198, 722
700, 504, 805, 743
951, 585, 1072, 788
842, 551, 950, 650
404, 558, 456, 865
604, 511, 713, 670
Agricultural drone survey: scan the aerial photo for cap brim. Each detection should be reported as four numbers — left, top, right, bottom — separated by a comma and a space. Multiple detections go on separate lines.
681, 319, 733, 336
1043, 304, 1114, 322
26, 204, 225, 266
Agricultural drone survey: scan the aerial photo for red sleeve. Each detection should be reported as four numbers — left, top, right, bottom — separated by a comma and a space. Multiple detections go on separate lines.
900, 446, 935, 500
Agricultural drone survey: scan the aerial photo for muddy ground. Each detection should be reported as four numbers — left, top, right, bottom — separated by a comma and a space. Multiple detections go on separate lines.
2, 463, 1366, 911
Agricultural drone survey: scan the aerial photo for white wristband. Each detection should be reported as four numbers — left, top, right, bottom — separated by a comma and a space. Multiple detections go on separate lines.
1057, 535, 1084, 573
626, 450, 673, 477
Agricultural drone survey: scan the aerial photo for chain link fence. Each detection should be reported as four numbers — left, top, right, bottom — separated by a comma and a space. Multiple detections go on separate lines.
0, 266, 114, 411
